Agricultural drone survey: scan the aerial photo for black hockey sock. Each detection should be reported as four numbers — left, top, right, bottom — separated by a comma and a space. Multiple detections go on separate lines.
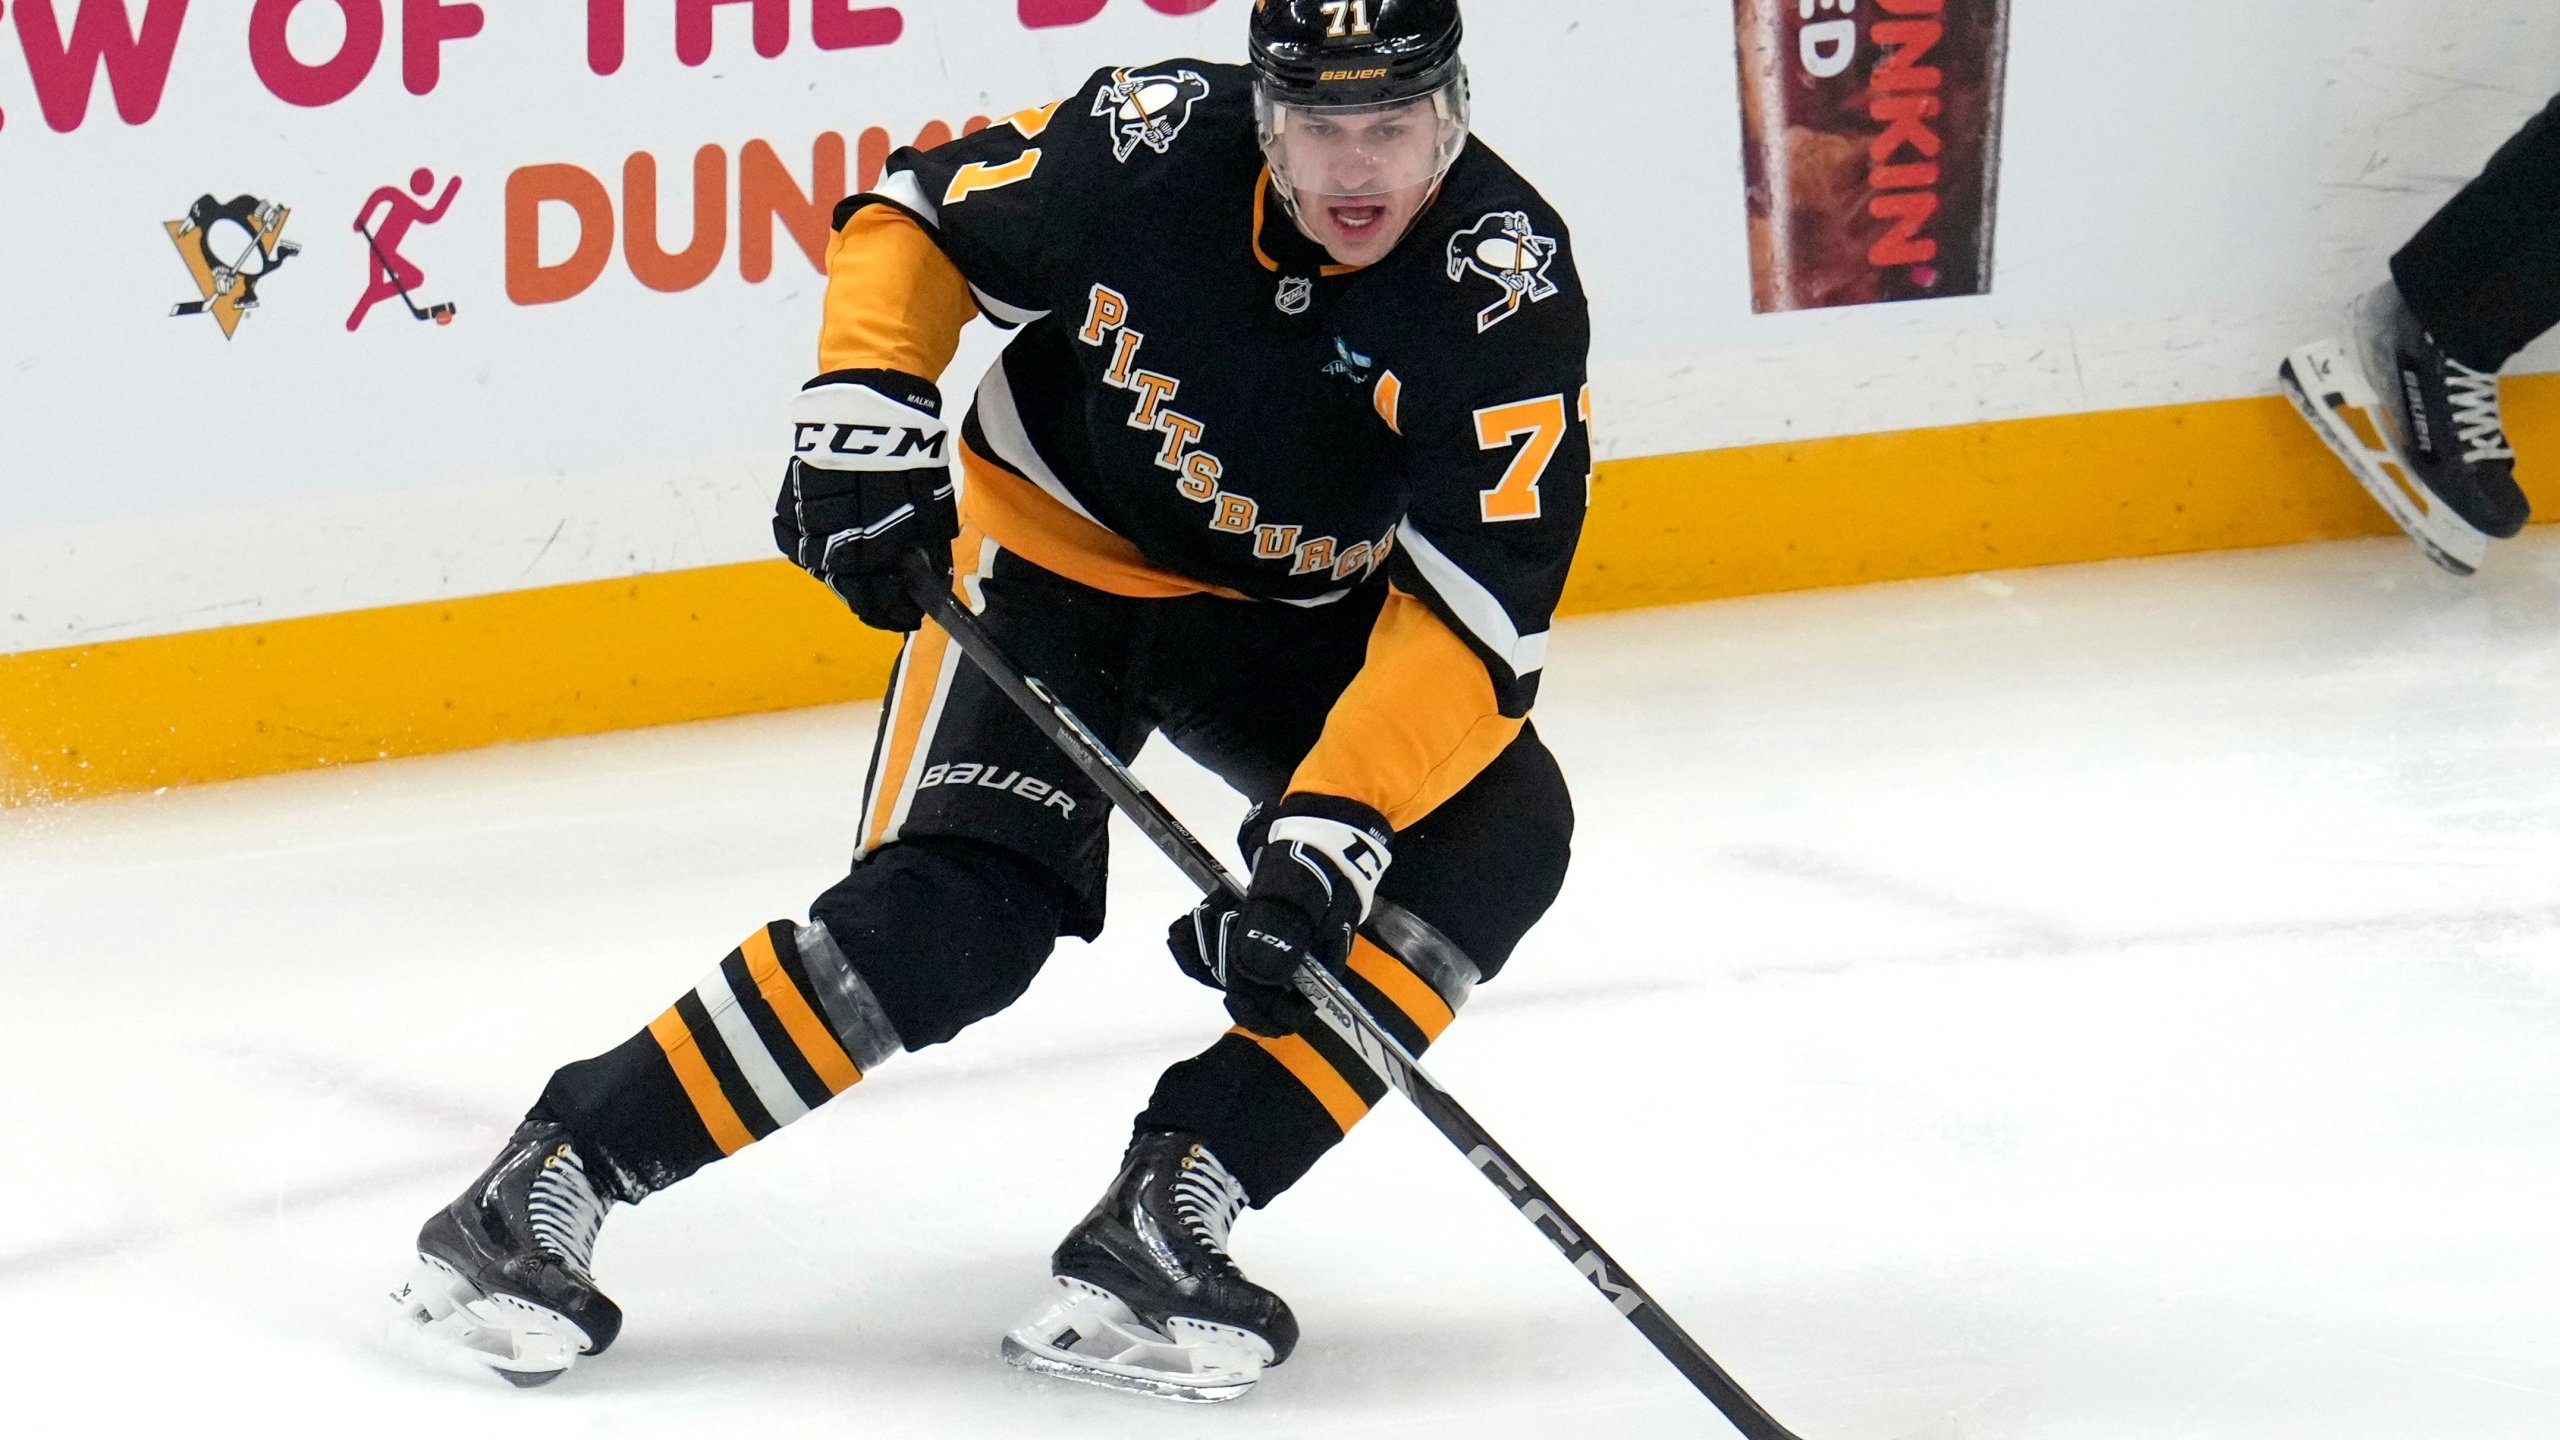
1135, 933, 1469, 1206
536, 919, 899, 1201
533, 838, 1067, 1201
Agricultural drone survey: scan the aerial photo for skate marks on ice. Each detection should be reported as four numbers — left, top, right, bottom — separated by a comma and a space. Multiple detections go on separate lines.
3, 534, 2560, 1434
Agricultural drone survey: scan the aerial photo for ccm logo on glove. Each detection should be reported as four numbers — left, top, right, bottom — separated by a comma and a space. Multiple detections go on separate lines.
773, 368, 959, 633
793, 422, 948, 463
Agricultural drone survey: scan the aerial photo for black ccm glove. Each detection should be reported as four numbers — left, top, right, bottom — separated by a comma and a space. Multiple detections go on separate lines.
773, 369, 957, 631
1168, 798, 1394, 1037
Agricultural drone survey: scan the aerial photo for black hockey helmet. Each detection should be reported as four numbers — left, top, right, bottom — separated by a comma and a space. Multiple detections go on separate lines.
1248, 0, 1465, 110
1249, 0, 1470, 209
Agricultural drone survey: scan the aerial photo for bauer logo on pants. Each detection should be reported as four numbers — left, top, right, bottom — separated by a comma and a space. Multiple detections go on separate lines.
165, 193, 301, 339
919, 762, 1077, 817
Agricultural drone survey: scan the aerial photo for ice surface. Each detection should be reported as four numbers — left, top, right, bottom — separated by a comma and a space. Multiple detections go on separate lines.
5, 533, 2557, 1439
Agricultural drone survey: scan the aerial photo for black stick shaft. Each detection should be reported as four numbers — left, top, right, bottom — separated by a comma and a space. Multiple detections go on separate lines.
899, 555, 1806, 1440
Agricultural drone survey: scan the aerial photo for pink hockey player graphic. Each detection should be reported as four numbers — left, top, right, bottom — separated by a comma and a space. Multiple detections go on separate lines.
349, 168, 461, 332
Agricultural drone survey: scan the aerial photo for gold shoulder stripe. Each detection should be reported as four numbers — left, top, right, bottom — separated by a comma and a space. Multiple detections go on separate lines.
1006, 99, 1064, 138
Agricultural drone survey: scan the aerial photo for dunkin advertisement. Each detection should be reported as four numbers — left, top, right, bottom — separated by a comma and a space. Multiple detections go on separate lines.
1734, 0, 2011, 312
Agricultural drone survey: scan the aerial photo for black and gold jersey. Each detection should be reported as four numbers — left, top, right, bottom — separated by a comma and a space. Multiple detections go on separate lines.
820, 60, 1589, 828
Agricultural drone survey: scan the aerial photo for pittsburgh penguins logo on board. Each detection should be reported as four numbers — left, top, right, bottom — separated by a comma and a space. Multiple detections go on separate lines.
1446, 211, 1561, 334
1092, 68, 1212, 164
166, 193, 301, 340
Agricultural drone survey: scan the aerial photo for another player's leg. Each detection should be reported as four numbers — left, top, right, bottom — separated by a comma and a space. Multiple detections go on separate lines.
2281, 92, 2555, 572
1006, 730, 1573, 1401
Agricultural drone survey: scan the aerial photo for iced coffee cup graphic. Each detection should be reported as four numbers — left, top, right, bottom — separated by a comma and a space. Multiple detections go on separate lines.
1735, 0, 2011, 312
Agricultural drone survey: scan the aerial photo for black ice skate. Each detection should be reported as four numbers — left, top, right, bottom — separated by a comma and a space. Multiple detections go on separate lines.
1002, 1130, 1298, 1403
389, 1119, 621, 1387
2280, 281, 2530, 575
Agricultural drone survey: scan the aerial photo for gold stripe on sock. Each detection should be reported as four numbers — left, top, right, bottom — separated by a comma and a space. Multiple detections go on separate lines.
742, 925, 863, 1096
1234, 1026, 1371, 1133
1345, 935, 1456, 1042
648, 1008, 757, 1156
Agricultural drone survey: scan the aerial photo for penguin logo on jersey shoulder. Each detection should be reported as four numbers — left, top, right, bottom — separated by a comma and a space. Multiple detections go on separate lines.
1093, 68, 1212, 164
1446, 211, 1561, 334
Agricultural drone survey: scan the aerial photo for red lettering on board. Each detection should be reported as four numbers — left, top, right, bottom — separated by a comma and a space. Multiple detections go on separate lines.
11, 0, 189, 133
812, 0, 899, 50
676, 0, 788, 66
1019, 0, 1215, 27
1866, 188, 1938, 267
584, 0, 621, 75
1865, 19, 1944, 277
401, 0, 481, 95
249, 0, 382, 107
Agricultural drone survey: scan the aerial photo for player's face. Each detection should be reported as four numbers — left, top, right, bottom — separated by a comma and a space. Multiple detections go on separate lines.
1279, 102, 1444, 266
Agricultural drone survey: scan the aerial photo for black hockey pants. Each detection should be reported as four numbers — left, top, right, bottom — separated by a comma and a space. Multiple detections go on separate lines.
538, 541, 1573, 1210
2392, 90, 2560, 369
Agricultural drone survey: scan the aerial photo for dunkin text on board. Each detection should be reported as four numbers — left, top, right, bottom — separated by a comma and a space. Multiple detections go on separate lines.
0, 0, 1219, 136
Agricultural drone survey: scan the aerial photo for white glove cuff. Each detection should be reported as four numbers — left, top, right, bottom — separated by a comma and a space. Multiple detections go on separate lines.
1266, 814, 1392, 921
790, 381, 949, 472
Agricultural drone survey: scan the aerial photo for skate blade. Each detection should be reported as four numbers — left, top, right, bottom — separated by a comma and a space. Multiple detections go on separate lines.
387, 1253, 589, 1387
2280, 341, 2489, 576
1001, 1277, 1268, 1404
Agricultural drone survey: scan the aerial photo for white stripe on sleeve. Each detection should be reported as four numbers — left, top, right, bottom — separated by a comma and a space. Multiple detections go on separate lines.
1393, 522, 1549, 679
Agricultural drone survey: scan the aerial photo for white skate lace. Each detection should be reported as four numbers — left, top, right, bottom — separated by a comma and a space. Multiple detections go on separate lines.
527, 1142, 612, 1278
2445, 361, 2515, 464
1172, 1145, 1250, 1257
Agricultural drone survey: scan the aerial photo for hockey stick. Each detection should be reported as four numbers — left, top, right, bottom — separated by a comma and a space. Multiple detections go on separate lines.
899, 553, 1808, 1440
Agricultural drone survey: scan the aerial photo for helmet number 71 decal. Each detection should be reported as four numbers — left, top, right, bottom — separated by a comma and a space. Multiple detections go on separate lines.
1322, 1, 1375, 38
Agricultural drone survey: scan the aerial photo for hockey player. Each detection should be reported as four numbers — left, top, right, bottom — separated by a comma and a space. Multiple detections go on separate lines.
392, 0, 1591, 1403
2281, 95, 2550, 574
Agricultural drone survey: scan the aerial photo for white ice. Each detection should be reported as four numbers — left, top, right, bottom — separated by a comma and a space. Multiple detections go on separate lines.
5, 531, 2558, 1439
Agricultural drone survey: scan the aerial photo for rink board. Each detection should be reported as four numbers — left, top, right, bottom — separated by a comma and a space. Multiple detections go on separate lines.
5, 380, 2554, 805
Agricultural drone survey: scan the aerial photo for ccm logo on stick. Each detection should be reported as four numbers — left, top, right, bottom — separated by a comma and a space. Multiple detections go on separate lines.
792, 423, 947, 461
919, 762, 1077, 816
1466, 1145, 1644, 1316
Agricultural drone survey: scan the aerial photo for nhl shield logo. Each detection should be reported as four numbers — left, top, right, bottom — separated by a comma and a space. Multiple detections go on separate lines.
1446, 211, 1562, 333
1276, 276, 1314, 315
1092, 68, 1212, 164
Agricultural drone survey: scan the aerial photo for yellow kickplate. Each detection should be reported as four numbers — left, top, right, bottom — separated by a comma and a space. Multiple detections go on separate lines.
1, 561, 902, 806
6, 381, 2553, 805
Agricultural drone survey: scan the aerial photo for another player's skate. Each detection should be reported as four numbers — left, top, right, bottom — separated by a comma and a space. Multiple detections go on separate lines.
2280, 280, 2529, 575
389, 1118, 622, 1387
1002, 1130, 1297, 1403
